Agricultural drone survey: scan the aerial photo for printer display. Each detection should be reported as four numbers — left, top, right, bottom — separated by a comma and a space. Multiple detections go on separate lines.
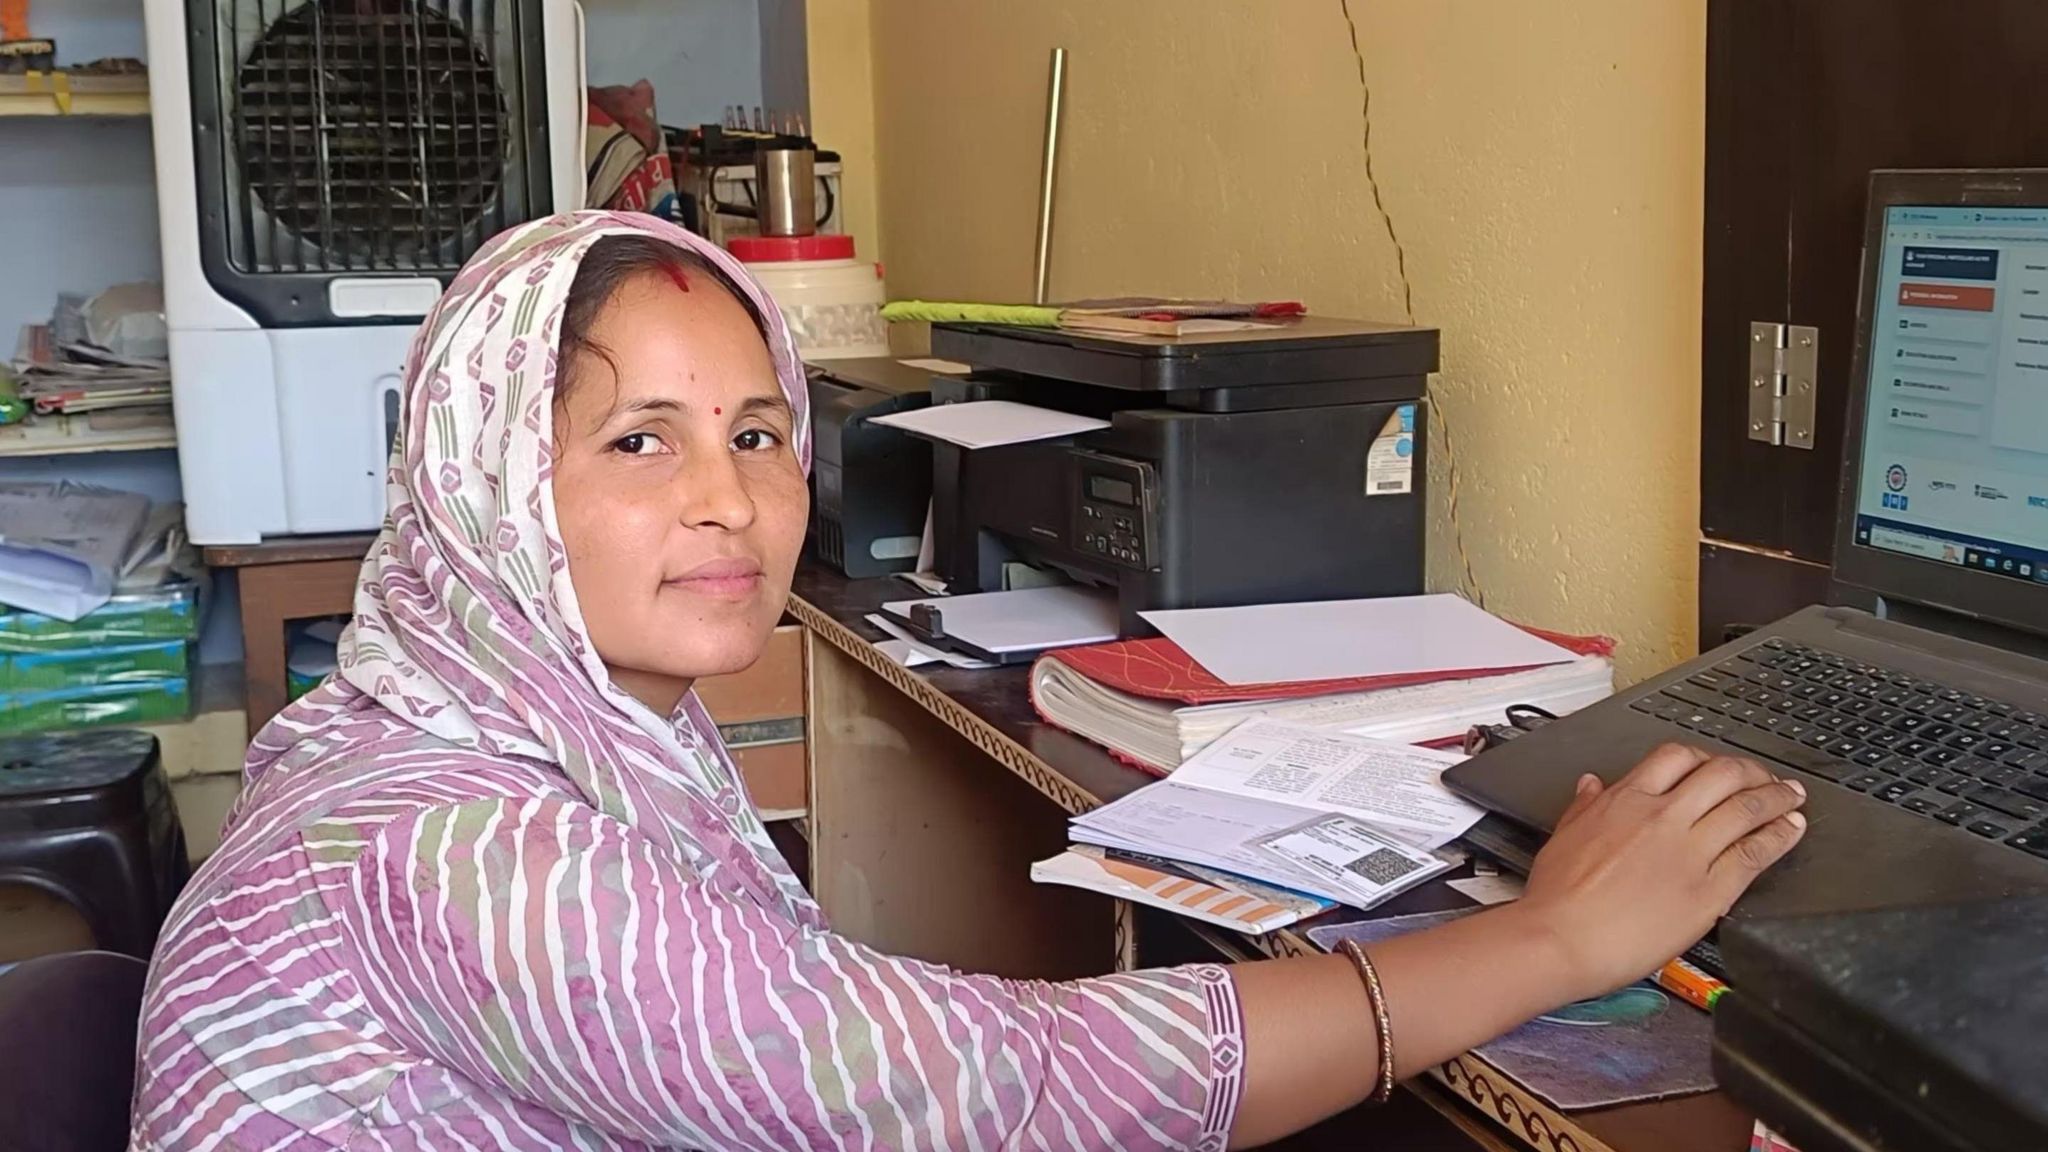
926, 317, 1439, 635
805, 358, 935, 578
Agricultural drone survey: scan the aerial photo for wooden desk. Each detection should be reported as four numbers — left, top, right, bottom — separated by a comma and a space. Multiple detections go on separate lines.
788, 562, 1755, 1152
202, 534, 377, 736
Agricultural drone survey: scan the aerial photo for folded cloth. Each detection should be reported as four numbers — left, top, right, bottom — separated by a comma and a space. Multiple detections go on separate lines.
586, 79, 678, 218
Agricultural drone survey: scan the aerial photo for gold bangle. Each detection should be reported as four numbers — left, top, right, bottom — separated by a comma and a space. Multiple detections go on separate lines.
1339, 939, 1395, 1105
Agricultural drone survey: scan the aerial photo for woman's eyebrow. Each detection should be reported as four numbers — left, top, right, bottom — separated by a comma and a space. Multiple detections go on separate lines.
605, 393, 788, 422
617, 397, 685, 416
737, 394, 793, 419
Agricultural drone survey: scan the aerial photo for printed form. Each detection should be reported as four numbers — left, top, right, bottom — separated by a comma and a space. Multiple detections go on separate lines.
1069, 720, 1484, 909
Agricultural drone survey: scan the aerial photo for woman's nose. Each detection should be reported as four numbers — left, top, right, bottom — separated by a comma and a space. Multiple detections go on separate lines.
675, 446, 757, 531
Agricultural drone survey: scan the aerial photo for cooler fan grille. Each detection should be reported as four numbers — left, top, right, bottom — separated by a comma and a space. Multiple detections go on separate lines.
230, 0, 509, 273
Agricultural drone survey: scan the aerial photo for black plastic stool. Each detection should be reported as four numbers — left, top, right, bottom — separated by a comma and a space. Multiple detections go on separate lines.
0, 950, 148, 1152
0, 730, 188, 959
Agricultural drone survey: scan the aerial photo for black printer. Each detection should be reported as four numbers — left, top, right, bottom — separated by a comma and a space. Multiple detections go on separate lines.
926, 318, 1439, 635
805, 358, 935, 578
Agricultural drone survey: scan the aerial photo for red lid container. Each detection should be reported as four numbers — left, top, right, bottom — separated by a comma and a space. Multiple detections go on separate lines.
726, 234, 857, 263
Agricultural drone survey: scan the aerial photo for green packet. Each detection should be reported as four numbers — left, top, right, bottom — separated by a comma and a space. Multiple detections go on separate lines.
0, 582, 200, 653
0, 677, 192, 735
1, 639, 190, 693
0, 365, 27, 426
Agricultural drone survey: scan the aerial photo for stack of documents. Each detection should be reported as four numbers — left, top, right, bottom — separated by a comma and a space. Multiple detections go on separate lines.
1034, 719, 1486, 931
1031, 594, 1614, 773
0, 482, 153, 620
14, 319, 172, 418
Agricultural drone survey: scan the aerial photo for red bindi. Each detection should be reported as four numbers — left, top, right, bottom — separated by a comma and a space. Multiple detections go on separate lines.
713, 406, 722, 415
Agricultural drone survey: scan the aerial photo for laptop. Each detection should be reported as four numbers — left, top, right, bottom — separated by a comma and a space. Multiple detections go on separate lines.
1444, 168, 2048, 919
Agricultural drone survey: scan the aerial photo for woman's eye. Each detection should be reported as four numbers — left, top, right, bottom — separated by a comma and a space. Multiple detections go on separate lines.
611, 432, 663, 455
732, 428, 783, 453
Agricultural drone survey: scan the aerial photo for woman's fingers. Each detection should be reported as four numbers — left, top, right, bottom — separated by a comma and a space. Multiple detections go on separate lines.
1693, 778, 1807, 853
1555, 773, 1605, 830
1708, 811, 1810, 903
1663, 754, 1779, 824
1614, 743, 1715, 796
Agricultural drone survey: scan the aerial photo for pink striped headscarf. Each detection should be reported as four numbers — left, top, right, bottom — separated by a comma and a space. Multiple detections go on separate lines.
262, 210, 816, 917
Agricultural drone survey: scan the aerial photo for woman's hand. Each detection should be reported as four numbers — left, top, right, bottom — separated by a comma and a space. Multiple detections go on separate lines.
1228, 742, 1808, 1148
1515, 743, 1808, 1003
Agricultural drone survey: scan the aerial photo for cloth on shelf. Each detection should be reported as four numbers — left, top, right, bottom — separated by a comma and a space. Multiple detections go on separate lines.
585, 79, 679, 219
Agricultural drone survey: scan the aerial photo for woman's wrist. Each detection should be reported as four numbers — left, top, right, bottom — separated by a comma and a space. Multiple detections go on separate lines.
1480, 899, 1608, 1015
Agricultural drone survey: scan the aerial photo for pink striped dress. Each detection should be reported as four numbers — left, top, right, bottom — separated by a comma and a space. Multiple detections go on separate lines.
131, 213, 1245, 1151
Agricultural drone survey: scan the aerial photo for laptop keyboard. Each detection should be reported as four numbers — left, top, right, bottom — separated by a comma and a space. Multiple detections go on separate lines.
1631, 638, 2048, 860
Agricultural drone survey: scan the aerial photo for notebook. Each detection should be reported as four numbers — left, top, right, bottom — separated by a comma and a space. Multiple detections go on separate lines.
1030, 630, 1615, 775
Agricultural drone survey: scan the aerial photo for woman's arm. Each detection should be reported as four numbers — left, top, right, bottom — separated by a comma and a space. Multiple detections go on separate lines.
330, 796, 1244, 1152
326, 741, 1801, 1151
1225, 744, 1807, 1147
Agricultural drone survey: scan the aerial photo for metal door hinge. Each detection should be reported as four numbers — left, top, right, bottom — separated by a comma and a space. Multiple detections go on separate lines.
1748, 322, 1818, 449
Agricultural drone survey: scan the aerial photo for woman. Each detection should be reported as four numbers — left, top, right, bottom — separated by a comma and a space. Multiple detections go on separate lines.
133, 212, 1806, 1151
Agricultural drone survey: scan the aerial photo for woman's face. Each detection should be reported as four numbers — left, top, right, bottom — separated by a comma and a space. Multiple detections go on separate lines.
551, 270, 806, 712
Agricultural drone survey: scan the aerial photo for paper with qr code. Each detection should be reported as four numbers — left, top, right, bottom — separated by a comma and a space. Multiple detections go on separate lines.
1069, 720, 1473, 910
1162, 719, 1482, 848
1253, 813, 1451, 909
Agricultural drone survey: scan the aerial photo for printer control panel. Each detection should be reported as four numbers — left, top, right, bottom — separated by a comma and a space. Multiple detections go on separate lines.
1072, 452, 1157, 570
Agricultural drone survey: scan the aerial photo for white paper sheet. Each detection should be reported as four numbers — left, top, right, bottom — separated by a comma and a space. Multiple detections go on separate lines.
1140, 593, 1578, 687
1446, 874, 1527, 906
1068, 782, 1345, 902
914, 498, 936, 574
881, 585, 1118, 655
865, 614, 994, 669
892, 571, 948, 597
1164, 719, 1482, 849
895, 357, 974, 375
869, 400, 1109, 450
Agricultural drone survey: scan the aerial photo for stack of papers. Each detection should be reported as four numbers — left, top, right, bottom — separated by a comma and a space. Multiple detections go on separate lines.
14, 321, 172, 417
0, 481, 153, 620
1033, 649, 1612, 773
880, 585, 1118, 661
1029, 593, 1614, 774
1035, 720, 1486, 928
1031, 846, 1335, 935
1139, 593, 1582, 685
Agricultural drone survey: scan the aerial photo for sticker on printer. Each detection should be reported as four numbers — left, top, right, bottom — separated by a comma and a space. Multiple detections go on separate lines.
1365, 404, 1416, 496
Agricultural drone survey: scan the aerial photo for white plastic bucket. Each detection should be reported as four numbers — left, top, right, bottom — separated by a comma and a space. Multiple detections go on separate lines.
742, 256, 889, 360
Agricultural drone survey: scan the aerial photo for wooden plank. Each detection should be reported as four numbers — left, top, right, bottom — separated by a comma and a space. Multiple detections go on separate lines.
729, 738, 806, 817
202, 534, 379, 569
1700, 0, 1797, 553
235, 556, 363, 735
0, 70, 149, 117
1697, 541, 1833, 652
694, 624, 804, 723
805, 631, 1107, 979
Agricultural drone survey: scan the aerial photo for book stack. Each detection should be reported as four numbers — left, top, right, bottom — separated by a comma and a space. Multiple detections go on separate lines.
1030, 629, 1614, 776
1026, 595, 1619, 933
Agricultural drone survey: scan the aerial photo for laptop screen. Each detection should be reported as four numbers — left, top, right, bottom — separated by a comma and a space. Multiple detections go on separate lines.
1852, 205, 2048, 588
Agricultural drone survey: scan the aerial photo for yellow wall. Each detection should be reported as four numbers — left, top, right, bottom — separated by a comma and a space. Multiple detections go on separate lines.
842, 1, 1705, 682
807, 0, 882, 263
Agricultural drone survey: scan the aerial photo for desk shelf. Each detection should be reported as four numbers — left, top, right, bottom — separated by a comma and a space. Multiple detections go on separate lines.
0, 412, 176, 457
0, 71, 149, 117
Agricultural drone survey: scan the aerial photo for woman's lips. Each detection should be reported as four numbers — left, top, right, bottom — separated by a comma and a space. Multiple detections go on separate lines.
664, 557, 764, 600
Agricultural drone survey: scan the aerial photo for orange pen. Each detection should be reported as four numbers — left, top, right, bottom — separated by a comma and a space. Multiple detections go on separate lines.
1655, 957, 1727, 1012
